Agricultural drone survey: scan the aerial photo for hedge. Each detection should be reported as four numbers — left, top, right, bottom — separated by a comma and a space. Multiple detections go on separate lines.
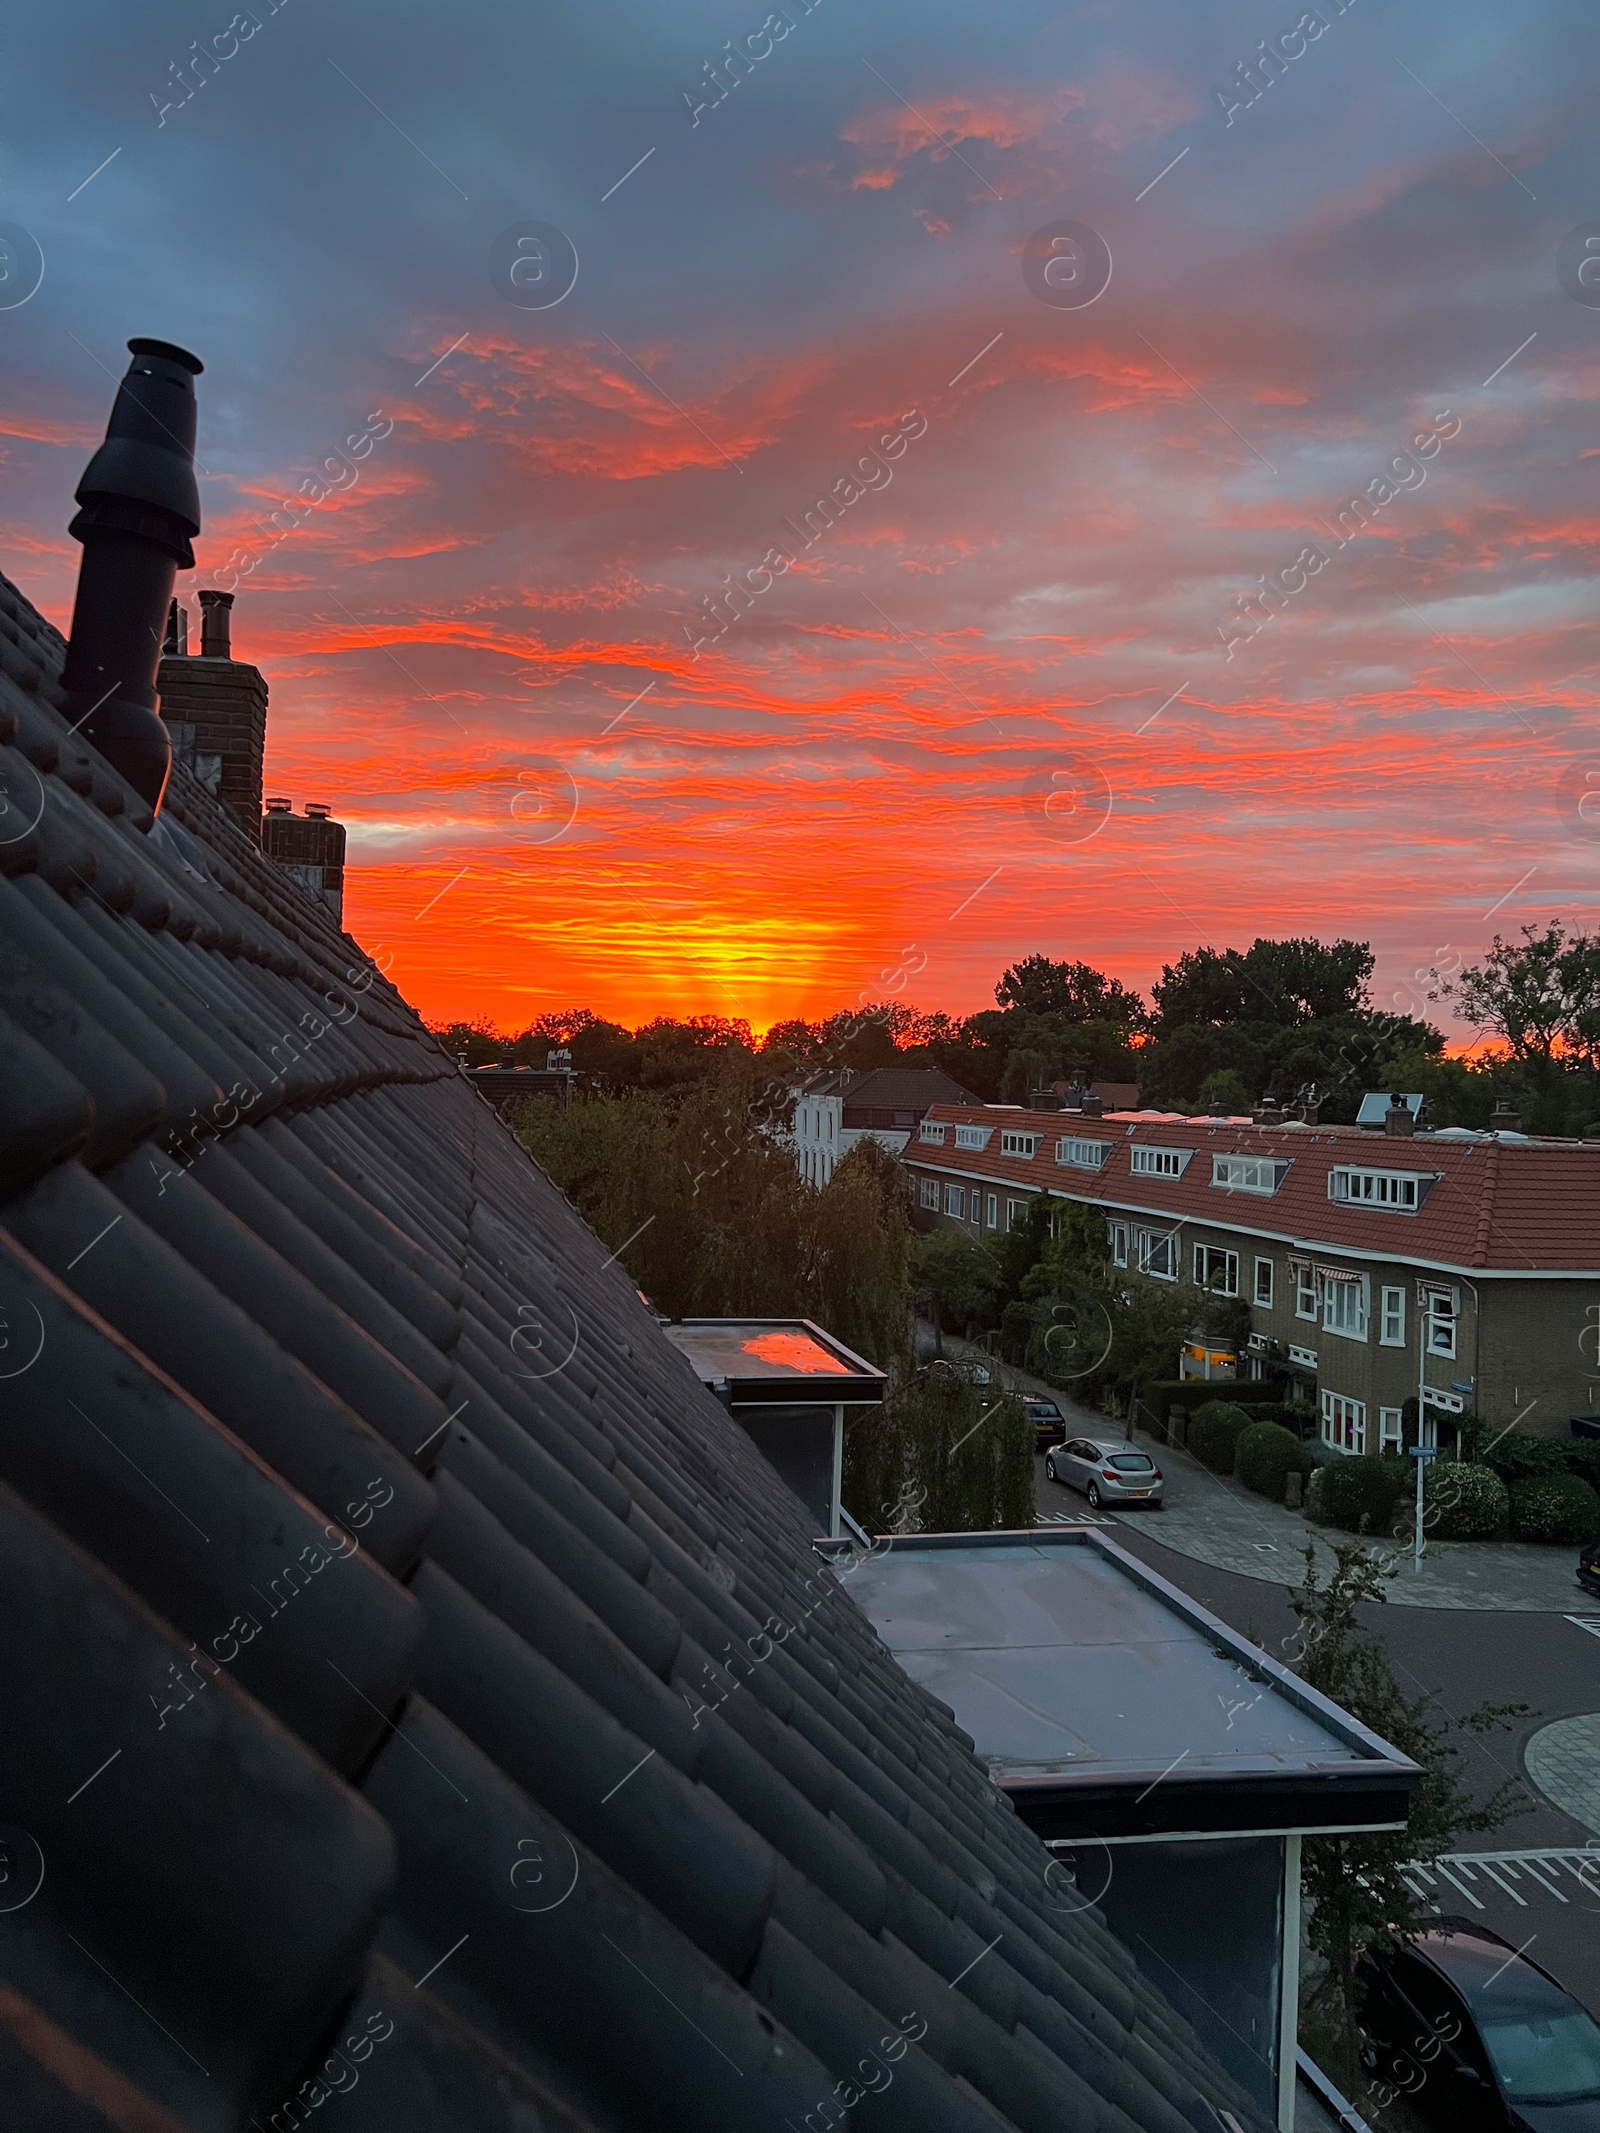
1188, 1400, 1254, 1475
1134, 1378, 1287, 1434
1307, 1455, 1403, 1536
1509, 1473, 1600, 1546
1235, 1420, 1314, 1504
1423, 1461, 1508, 1540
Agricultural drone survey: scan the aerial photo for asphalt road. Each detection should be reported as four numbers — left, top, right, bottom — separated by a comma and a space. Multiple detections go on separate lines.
1032, 1448, 1600, 2019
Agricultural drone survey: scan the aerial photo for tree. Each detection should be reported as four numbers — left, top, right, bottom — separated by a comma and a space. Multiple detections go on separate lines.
912, 1231, 1000, 1343
1152, 938, 1374, 1033
1285, 1543, 1528, 2093
428, 1015, 510, 1066
513, 1063, 912, 1366
994, 954, 1147, 1030
842, 1364, 1033, 1536
1431, 923, 1600, 1065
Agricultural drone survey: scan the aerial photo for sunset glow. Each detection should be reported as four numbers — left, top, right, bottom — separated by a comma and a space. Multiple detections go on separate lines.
4, 2, 1593, 1033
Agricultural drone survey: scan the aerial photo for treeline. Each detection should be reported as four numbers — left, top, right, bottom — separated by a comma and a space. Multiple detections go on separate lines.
440, 925, 1600, 1135
514, 1066, 913, 1368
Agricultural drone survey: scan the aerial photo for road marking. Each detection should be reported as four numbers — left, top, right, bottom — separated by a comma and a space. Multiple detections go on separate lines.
1566, 1615, 1600, 1640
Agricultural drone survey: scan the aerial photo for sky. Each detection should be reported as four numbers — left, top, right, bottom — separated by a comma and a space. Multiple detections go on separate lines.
3, 0, 1598, 1035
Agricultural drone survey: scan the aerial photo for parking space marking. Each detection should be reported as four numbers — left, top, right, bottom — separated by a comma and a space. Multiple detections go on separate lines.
1402, 1849, 1600, 1913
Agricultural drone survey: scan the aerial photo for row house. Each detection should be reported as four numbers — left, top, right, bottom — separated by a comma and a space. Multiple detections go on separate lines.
905, 1103, 1600, 1453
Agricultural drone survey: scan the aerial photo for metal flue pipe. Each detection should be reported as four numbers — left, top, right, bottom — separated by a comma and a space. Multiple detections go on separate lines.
60, 337, 203, 812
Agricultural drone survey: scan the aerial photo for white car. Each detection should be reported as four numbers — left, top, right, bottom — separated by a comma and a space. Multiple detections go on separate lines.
1044, 1436, 1165, 1510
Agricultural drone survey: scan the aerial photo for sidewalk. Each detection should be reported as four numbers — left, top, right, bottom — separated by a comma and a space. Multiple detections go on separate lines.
924, 1332, 1600, 1614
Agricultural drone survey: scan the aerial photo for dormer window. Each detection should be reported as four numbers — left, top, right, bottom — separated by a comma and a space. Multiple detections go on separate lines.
954, 1124, 993, 1150
1130, 1145, 1193, 1179
1328, 1166, 1437, 1213
919, 1122, 946, 1144
1057, 1136, 1111, 1171
1000, 1130, 1040, 1158
1212, 1154, 1291, 1196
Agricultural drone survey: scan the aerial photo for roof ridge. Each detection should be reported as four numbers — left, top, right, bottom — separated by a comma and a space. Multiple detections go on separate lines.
1471, 1135, 1501, 1267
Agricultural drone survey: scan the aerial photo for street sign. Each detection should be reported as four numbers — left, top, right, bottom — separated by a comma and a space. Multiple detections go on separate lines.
1408, 1445, 1438, 1461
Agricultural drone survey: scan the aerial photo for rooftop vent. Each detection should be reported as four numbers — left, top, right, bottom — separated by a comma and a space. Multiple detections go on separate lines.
305, 802, 331, 820
61, 337, 204, 811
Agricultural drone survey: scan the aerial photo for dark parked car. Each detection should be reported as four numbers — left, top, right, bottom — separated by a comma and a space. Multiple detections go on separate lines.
1358, 1919, 1600, 2133
1023, 1396, 1066, 1451
1043, 1437, 1164, 1509
1578, 1541, 1600, 1599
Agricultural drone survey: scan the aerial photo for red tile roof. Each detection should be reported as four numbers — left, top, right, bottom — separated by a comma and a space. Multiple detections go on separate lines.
910, 1107, 1600, 1276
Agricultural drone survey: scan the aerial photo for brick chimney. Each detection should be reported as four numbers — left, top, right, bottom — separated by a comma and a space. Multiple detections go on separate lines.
260, 800, 347, 927
1488, 1100, 1521, 1135
156, 587, 268, 844
1384, 1094, 1416, 1137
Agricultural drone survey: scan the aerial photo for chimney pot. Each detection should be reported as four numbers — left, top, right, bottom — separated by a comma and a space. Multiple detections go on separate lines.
305, 802, 331, 819
198, 587, 234, 659
62, 336, 204, 810
163, 599, 189, 657
264, 796, 292, 813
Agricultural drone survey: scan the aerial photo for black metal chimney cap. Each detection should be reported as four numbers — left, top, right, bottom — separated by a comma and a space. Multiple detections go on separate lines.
127, 337, 203, 375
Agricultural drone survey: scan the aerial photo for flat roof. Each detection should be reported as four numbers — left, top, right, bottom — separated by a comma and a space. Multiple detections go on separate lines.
837, 1528, 1420, 1840
663, 1318, 887, 1405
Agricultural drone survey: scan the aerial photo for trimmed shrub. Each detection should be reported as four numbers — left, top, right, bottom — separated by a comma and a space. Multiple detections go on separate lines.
1509, 1473, 1600, 1546
1307, 1455, 1403, 1535
1188, 1400, 1253, 1475
1423, 1461, 1509, 1540
1235, 1420, 1314, 1504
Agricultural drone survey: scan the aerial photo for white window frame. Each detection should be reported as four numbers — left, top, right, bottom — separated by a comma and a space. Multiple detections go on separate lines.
1254, 1257, 1274, 1308
1379, 1286, 1405, 1346
1322, 1272, 1369, 1342
919, 1121, 946, 1144
1006, 1197, 1026, 1232
943, 1183, 964, 1218
1057, 1136, 1111, 1171
1192, 1243, 1240, 1296
986, 1192, 998, 1230
954, 1124, 992, 1150
1000, 1130, 1041, 1158
1109, 1220, 1129, 1267
1211, 1154, 1290, 1196
1320, 1390, 1367, 1455
1130, 1145, 1193, 1179
1137, 1226, 1179, 1281
1294, 1263, 1318, 1320
919, 1176, 940, 1210
1424, 1287, 1457, 1358
1328, 1166, 1434, 1213
1378, 1406, 1404, 1454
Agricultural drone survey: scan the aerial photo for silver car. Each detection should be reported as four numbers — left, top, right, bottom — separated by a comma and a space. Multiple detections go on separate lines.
1044, 1436, 1164, 1510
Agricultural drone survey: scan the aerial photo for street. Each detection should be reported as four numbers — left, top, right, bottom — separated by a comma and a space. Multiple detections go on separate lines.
1032, 1440, 1600, 2019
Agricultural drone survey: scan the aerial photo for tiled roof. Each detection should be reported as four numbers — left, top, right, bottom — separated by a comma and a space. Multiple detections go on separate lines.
0, 561, 1272, 2133
840, 1067, 977, 1119
913, 1106, 1600, 1275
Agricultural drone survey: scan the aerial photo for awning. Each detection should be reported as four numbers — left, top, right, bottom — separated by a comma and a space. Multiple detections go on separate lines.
1316, 1266, 1362, 1285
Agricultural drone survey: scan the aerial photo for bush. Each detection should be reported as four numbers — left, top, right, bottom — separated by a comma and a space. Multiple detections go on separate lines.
1236, 1420, 1314, 1504
1424, 1461, 1508, 1540
1509, 1473, 1600, 1546
1308, 1455, 1403, 1535
1188, 1400, 1253, 1475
